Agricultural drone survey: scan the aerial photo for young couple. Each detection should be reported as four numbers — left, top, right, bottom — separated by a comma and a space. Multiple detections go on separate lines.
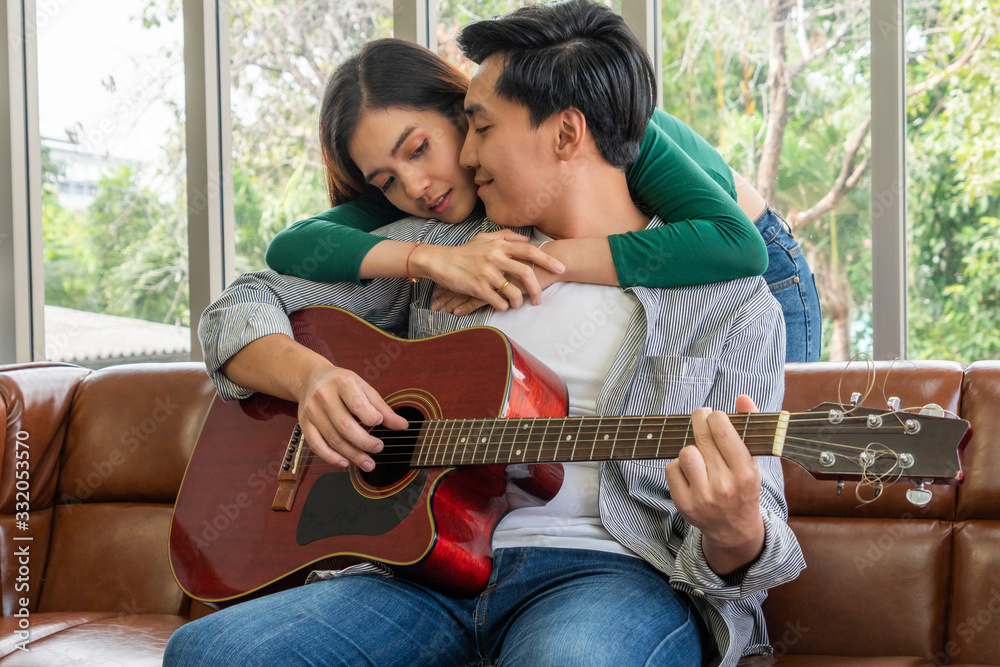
165, 1, 806, 665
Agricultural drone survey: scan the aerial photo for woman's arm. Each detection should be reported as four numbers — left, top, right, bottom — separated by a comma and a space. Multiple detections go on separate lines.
265, 195, 406, 284
267, 110, 766, 304
614, 109, 767, 288
432, 118, 768, 314
265, 194, 565, 308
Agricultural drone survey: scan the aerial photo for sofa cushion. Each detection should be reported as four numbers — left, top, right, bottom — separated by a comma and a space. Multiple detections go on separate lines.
0, 612, 186, 665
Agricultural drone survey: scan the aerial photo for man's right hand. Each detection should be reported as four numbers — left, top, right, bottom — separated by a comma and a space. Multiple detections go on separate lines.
296, 365, 410, 470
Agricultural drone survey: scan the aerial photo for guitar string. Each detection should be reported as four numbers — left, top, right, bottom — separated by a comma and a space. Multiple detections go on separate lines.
361, 422, 924, 454
355, 408, 946, 437
290, 438, 911, 470
362, 413, 925, 438
277, 411, 953, 468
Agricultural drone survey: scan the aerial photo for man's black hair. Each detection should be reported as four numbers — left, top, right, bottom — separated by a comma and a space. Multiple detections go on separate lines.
458, 0, 655, 169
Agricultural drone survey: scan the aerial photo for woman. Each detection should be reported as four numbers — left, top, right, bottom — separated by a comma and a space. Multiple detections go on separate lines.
266, 38, 822, 361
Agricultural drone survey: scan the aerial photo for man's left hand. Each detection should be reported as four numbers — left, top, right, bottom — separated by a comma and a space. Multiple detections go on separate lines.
665, 394, 766, 577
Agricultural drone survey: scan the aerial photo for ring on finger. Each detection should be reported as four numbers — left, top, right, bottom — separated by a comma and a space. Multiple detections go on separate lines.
494, 279, 511, 292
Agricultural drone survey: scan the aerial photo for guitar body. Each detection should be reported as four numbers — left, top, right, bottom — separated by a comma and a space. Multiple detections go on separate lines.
170, 306, 568, 603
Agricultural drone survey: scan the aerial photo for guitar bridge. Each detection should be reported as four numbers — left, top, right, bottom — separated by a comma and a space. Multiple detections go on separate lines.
272, 424, 306, 511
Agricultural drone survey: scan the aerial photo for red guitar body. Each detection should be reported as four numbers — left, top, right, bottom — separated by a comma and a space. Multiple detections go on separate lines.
169, 306, 568, 603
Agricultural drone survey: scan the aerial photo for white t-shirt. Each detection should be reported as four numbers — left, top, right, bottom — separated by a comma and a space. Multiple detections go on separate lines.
486, 232, 640, 557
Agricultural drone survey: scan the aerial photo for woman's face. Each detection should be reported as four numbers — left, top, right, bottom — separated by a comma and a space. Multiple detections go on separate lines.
349, 107, 479, 223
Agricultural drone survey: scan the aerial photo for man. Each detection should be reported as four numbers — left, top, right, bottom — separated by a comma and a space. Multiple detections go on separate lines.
165, 2, 804, 665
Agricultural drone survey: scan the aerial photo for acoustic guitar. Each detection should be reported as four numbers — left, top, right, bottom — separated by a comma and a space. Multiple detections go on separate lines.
169, 306, 970, 604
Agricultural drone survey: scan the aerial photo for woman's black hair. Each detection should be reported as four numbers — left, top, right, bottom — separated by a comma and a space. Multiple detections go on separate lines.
458, 0, 655, 169
319, 39, 470, 205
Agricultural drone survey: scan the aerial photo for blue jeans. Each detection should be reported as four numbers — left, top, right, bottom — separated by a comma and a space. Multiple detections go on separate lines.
754, 206, 822, 362
164, 547, 704, 666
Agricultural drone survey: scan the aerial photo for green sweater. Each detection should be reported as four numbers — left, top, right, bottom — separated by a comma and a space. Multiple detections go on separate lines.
265, 109, 766, 287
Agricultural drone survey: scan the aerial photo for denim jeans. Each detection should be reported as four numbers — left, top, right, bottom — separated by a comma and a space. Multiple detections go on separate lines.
754, 206, 822, 362
164, 547, 704, 667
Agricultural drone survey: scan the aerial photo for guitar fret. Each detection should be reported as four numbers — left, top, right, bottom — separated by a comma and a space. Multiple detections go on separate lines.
448, 419, 462, 466
536, 418, 551, 462
499, 418, 514, 464
426, 421, 440, 466
589, 417, 600, 462
569, 418, 580, 461
680, 418, 693, 455
449, 419, 463, 466
453, 419, 466, 466
630, 416, 643, 461
425, 421, 436, 466
552, 420, 560, 461
510, 420, 525, 462
414, 421, 427, 466
589, 417, 601, 462
565, 418, 584, 462
442, 419, 465, 465
488, 419, 499, 464
478, 420, 491, 465
611, 418, 622, 460
433, 419, 447, 466
461, 419, 473, 465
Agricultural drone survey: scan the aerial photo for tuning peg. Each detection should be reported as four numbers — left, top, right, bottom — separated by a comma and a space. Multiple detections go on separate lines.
887, 396, 901, 411
836, 478, 845, 496
906, 481, 933, 507
919, 403, 945, 417
850, 392, 863, 407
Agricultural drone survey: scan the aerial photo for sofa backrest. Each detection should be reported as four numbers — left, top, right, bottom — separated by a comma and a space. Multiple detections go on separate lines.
3, 359, 999, 663
764, 360, 1000, 665
0, 361, 215, 619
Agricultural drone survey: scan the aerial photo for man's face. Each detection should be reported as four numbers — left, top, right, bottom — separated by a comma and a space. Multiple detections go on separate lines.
460, 56, 564, 229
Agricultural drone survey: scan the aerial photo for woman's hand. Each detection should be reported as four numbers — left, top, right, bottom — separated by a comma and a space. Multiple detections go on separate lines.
412, 230, 563, 312
431, 260, 562, 316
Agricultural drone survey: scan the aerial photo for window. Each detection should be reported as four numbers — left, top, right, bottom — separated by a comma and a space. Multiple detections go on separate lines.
661, 0, 871, 362
37, 0, 189, 367
6, 1, 997, 367
905, 1, 1000, 363
229, 0, 394, 274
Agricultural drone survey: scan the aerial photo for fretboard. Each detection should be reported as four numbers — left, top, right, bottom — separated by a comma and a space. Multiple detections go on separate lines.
412, 413, 788, 467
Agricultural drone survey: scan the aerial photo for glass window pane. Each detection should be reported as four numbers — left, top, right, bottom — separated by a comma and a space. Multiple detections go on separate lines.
437, 1, 621, 71
661, 0, 871, 362
905, 2, 1000, 363
37, 0, 189, 367
230, 0, 393, 274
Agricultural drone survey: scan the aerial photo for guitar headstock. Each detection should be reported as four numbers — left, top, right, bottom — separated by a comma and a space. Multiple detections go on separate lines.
782, 402, 970, 489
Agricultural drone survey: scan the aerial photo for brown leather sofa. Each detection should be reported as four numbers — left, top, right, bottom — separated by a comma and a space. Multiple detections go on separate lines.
1, 359, 998, 666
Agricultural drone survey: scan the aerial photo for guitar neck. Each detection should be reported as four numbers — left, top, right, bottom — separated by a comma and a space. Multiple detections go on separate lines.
412, 412, 789, 468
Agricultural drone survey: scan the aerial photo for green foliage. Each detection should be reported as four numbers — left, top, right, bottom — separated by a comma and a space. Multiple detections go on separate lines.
660, 0, 1000, 363
42, 165, 188, 326
225, 0, 395, 272
905, 0, 1000, 362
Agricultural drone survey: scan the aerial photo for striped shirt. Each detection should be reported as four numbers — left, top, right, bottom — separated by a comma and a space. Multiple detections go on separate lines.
199, 213, 806, 667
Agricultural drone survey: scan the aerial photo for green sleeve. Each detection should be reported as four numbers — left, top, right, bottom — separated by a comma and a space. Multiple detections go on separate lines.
265, 194, 406, 284
616, 109, 767, 287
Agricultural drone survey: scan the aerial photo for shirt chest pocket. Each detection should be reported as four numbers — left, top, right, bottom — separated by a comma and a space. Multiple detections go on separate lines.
627, 354, 719, 417
409, 304, 462, 340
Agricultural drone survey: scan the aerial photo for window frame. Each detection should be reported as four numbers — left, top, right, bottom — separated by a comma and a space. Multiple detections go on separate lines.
0, 0, 908, 364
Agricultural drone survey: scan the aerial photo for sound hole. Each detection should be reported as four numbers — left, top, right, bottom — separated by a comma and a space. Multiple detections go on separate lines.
362, 405, 424, 487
